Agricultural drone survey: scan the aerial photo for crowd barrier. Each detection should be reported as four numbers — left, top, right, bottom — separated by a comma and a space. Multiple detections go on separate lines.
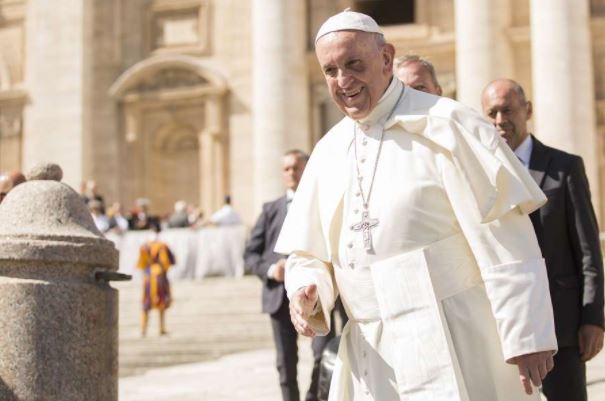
106, 225, 247, 281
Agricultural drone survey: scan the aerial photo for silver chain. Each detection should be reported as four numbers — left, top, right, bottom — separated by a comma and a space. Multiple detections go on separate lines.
353, 88, 405, 210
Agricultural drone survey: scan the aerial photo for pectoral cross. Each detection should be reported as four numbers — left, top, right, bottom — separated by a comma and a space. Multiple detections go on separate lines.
350, 210, 379, 251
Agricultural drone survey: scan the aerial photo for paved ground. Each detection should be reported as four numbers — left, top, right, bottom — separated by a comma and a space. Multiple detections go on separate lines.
118, 277, 605, 401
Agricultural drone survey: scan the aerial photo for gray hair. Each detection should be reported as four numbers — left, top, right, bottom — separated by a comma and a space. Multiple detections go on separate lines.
284, 149, 310, 163
394, 55, 440, 87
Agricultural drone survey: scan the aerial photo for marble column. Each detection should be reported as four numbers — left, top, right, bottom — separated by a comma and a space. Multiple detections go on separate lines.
454, 0, 514, 111
252, 0, 310, 212
530, 0, 599, 205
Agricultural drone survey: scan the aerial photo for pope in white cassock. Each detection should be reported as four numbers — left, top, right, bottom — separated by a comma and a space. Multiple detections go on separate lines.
274, 10, 558, 401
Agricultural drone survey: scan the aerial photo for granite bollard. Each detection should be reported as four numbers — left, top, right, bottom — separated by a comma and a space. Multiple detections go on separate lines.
0, 163, 128, 401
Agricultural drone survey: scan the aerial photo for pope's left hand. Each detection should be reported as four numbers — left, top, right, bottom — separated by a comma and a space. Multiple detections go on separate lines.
579, 324, 604, 362
509, 351, 554, 395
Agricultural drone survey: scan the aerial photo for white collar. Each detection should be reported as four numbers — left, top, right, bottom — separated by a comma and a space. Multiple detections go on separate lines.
286, 189, 295, 201
357, 77, 402, 127
514, 135, 533, 168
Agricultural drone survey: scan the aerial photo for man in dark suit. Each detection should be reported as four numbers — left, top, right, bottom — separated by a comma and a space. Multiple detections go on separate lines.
245, 149, 343, 401
482, 78, 605, 401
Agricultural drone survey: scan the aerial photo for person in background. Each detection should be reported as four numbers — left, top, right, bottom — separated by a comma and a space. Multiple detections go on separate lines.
130, 198, 158, 230
394, 54, 442, 95
187, 204, 204, 227
245, 149, 346, 401
209, 195, 242, 226
90, 199, 110, 233
482, 78, 604, 401
81, 180, 106, 213
137, 222, 175, 337
107, 202, 129, 234
168, 200, 190, 228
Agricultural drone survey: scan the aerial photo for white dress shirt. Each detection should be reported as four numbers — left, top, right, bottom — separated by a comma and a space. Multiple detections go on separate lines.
513, 134, 533, 168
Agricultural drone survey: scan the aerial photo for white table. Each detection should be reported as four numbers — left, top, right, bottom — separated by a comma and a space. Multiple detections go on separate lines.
106, 226, 247, 281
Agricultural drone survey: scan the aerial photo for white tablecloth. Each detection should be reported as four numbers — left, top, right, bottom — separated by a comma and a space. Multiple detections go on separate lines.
106, 226, 247, 281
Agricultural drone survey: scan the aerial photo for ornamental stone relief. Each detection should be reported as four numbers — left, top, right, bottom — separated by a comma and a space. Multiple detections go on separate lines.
147, 0, 210, 55
127, 68, 208, 95
0, 107, 22, 138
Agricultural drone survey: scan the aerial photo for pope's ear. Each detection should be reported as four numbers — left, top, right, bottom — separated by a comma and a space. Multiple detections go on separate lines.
382, 44, 395, 71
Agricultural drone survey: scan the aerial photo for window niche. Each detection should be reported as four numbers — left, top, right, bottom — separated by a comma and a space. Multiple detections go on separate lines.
147, 0, 210, 55
351, 0, 415, 26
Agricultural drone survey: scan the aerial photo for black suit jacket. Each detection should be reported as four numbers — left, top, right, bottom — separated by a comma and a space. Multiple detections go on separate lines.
244, 195, 289, 315
529, 136, 604, 347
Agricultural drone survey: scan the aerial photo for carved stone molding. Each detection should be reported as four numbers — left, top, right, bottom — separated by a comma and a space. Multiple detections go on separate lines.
146, 0, 211, 56
126, 68, 208, 95
0, 89, 25, 138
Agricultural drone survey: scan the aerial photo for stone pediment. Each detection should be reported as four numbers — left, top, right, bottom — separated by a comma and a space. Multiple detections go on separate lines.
129, 68, 209, 95
109, 54, 227, 101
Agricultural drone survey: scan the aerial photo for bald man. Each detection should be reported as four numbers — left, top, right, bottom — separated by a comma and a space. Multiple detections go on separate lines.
394, 55, 442, 95
482, 78, 604, 401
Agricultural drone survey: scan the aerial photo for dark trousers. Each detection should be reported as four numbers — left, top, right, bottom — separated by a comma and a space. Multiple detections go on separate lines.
542, 346, 587, 401
271, 297, 348, 401
271, 300, 300, 401
307, 298, 348, 401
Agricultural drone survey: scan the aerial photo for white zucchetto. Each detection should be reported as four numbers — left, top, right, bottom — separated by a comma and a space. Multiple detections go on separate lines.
315, 9, 383, 44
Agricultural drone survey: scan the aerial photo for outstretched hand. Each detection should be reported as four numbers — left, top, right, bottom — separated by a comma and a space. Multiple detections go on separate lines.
510, 351, 554, 395
289, 284, 318, 337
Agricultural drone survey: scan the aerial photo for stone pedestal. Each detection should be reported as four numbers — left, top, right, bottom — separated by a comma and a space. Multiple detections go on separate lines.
0, 164, 122, 401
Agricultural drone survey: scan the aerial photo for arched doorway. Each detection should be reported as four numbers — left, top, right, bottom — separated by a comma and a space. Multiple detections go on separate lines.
149, 123, 200, 209
110, 55, 228, 215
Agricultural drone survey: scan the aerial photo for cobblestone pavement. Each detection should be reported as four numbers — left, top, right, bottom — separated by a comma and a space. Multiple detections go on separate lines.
118, 277, 605, 401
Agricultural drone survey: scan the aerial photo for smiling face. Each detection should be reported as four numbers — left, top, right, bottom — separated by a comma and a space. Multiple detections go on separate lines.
315, 30, 395, 120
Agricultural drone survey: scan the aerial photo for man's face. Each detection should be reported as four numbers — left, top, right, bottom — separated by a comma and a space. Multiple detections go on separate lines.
482, 82, 532, 150
282, 154, 307, 192
316, 31, 394, 120
396, 62, 442, 95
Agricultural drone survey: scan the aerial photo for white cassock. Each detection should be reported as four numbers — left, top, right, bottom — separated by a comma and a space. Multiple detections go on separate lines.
275, 78, 557, 401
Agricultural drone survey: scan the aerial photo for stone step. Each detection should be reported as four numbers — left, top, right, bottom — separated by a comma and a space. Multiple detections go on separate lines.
116, 276, 274, 377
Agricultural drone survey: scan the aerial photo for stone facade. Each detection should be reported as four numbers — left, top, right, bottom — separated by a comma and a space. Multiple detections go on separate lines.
1, 0, 605, 224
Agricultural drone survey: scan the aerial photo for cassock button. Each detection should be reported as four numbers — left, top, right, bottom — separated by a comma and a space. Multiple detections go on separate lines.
353, 209, 359, 214
347, 242, 353, 249
364, 370, 368, 376
362, 140, 368, 146
362, 350, 367, 358
360, 158, 366, 164
355, 191, 361, 197
348, 262, 355, 268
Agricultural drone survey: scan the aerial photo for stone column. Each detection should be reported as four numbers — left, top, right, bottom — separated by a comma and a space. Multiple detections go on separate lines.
454, 0, 514, 111
0, 163, 126, 401
252, 0, 310, 211
530, 0, 599, 203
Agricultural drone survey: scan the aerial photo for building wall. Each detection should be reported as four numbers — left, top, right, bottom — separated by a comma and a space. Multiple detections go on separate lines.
2, 0, 605, 225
